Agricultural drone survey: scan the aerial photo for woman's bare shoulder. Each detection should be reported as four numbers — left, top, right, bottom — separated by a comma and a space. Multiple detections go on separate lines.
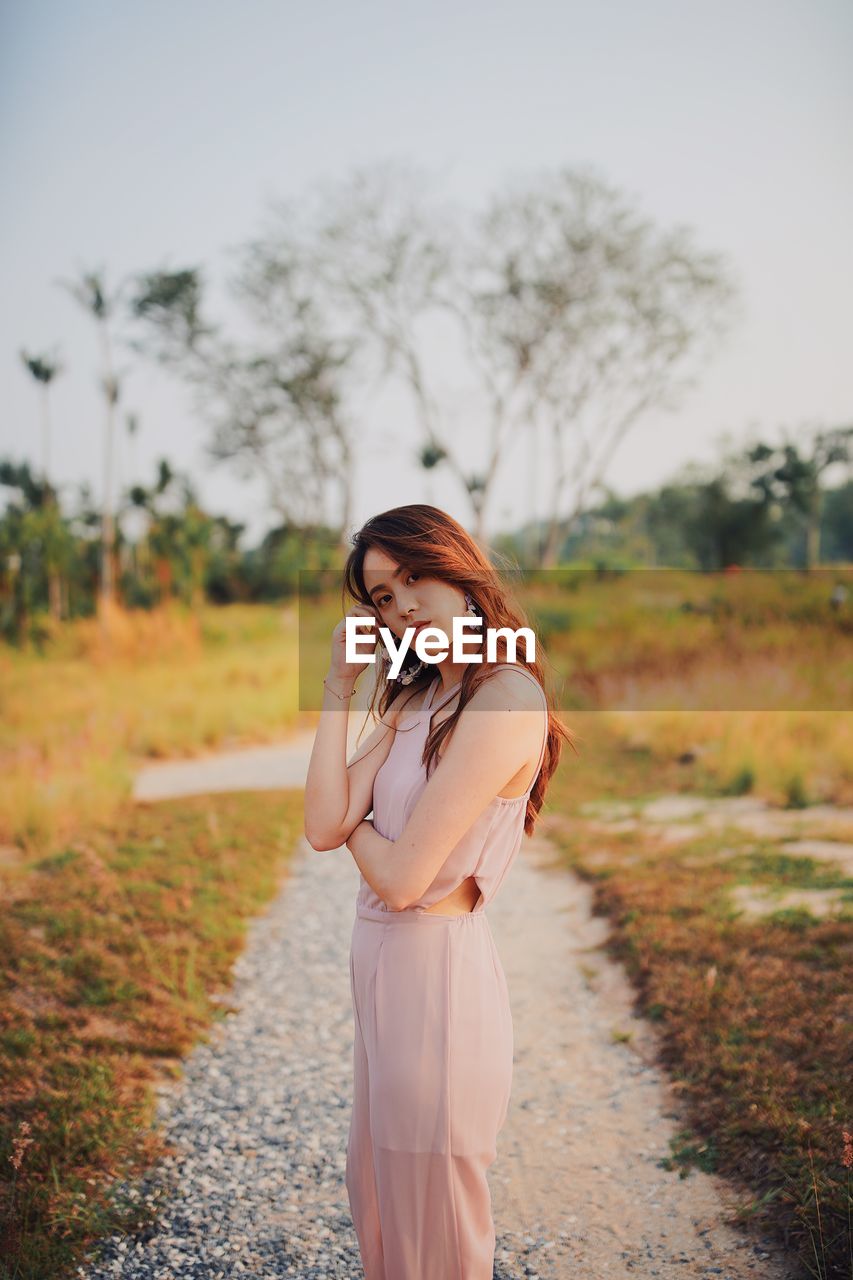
473, 664, 545, 711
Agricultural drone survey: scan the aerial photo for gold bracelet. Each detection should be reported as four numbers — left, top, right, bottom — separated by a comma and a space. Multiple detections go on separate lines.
323, 677, 358, 701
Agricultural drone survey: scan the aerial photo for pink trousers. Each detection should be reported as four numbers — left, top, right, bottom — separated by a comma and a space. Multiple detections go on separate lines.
346, 903, 513, 1280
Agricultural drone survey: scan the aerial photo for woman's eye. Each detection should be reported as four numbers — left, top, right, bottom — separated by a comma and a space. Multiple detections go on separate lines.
376, 574, 418, 609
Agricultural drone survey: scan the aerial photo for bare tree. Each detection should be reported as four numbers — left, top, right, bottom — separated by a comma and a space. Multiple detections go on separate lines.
251, 161, 737, 557
129, 262, 356, 549
128, 163, 739, 560
256, 162, 499, 543
227, 241, 357, 545
470, 165, 741, 564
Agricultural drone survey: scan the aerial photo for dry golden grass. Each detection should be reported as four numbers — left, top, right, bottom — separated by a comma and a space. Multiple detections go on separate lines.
0, 600, 301, 849
603, 706, 852, 808
545, 715, 852, 1280
0, 788, 304, 1280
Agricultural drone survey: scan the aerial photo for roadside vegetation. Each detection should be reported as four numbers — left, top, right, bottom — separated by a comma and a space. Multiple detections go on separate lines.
1, 570, 850, 1278
546, 714, 851, 1280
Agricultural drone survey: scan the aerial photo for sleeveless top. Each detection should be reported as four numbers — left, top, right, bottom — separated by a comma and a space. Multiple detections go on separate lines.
357, 664, 549, 914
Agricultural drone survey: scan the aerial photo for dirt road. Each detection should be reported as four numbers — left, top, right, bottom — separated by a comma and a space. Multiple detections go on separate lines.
83, 739, 799, 1277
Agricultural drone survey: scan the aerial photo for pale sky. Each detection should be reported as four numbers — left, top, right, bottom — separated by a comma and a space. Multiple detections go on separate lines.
2, 0, 851, 545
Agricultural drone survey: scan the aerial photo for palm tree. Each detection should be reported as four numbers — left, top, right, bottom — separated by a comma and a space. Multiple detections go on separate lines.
19, 348, 64, 618
19, 348, 62, 485
57, 269, 124, 606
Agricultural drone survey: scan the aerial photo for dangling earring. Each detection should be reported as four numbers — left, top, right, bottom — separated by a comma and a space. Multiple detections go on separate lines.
464, 591, 481, 618
382, 633, 427, 685
397, 659, 426, 685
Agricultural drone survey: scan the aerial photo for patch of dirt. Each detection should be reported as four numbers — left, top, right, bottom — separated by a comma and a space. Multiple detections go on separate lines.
728, 883, 847, 920
584, 793, 853, 877
780, 838, 853, 877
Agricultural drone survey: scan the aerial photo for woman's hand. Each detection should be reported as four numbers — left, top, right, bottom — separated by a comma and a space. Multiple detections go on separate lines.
345, 817, 399, 905
328, 604, 380, 688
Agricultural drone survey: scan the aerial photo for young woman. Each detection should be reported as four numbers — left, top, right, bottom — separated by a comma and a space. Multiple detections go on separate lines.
304, 504, 576, 1280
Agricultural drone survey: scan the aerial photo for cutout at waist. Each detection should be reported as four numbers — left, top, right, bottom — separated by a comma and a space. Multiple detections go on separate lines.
421, 874, 482, 916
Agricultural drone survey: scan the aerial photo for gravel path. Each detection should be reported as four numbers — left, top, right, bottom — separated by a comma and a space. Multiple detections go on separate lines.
77, 740, 800, 1279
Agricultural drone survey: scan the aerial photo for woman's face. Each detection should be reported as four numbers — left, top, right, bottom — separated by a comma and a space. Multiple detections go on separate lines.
361, 547, 467, 646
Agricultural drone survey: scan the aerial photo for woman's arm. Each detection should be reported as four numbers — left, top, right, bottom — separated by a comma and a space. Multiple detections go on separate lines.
304, 673, 378, 851
304, 605, 400, 851
346, 668, 545, 909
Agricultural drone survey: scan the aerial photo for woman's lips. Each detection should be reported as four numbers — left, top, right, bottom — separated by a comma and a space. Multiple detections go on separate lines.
410, 620, 431, 634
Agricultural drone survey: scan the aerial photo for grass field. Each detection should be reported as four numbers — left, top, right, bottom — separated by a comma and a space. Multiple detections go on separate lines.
545, 715, 851, 1279
1, 788, 304, 1279
0, 600, 301, 850
1, 578, 850, 1278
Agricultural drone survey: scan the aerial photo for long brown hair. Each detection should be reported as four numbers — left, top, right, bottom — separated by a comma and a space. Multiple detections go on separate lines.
342, 504, 578, 836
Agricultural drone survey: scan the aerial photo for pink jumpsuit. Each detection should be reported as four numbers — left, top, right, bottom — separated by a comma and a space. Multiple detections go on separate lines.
346, 665, 549, 1279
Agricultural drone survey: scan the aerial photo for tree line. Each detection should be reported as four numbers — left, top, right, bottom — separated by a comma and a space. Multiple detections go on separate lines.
2, 423, 850, 647
5, 160, 851, 645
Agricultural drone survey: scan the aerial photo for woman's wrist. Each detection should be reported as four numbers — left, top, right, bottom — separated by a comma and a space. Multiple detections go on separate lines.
324, 670, 358, 699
